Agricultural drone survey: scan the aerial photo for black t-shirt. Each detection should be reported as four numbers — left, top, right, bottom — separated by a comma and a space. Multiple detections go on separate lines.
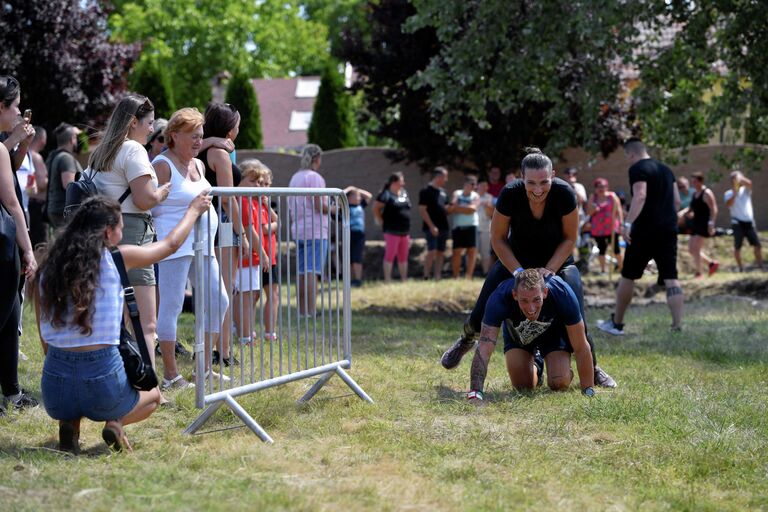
494, 178, 577, 269
418, 184, 449, 231
628, 158, 677, 232
199, 148, 241, 211
46, 149, 82, 216
377, 188, 411, 234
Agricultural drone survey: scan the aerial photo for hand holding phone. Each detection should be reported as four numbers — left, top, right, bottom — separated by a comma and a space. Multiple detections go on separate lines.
23, 109, 32, 123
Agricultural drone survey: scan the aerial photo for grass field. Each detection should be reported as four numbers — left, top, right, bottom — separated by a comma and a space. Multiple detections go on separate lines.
1, 274, 767, 511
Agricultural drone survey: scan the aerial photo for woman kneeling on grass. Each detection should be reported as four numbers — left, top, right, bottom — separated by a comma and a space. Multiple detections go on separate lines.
34, 193, 211, 453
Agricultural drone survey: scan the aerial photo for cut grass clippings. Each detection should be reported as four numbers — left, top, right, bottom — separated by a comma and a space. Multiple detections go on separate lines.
1, 274, 767, 511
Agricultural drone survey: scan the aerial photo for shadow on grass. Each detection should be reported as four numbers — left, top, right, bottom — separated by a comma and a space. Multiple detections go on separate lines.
0, 439, 112, 459
434, 384, 539, 404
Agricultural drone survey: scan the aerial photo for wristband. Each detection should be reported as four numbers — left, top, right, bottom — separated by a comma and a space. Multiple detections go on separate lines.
513, 267, 524, 277
708, 220, 715, 225
582, 387, 595, 397
466, 390, 484, 401
623, 222, 632, 230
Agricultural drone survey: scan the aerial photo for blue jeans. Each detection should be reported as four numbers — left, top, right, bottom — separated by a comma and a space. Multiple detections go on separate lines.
467, 260, 597, 365
42, 345, 139, 421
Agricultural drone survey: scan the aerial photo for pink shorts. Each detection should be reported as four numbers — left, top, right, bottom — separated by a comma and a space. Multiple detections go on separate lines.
383, 233, 410, 263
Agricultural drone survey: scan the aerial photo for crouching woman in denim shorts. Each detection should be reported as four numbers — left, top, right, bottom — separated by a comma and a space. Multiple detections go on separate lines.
33, 193, 211, 453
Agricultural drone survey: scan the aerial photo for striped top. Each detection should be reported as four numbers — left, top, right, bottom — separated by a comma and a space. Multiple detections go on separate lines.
40, 249, 124, 348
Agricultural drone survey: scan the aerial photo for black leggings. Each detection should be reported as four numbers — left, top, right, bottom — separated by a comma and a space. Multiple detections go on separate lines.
0, 292, 21, 397
467, 260, 598, 366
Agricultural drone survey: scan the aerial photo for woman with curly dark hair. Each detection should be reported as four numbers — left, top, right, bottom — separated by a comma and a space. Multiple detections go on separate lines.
34, 193, 211, 453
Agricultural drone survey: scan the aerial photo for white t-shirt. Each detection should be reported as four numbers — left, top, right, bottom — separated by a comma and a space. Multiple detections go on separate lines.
723, 187, 754, 223
476, 192, 494, 232
16, 152, 33, 211
93, 140, 158, 214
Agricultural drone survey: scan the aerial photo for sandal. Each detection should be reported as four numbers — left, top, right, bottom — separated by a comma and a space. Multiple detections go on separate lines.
161, 374, 194, 391
102, 420, 132, 452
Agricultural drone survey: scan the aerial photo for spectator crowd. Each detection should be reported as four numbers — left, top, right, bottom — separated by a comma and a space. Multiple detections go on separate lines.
0, 75, 764, 452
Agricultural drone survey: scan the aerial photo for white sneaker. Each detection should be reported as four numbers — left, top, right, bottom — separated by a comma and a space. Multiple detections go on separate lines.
597, 318, 625, 336
205, 370, 231, 383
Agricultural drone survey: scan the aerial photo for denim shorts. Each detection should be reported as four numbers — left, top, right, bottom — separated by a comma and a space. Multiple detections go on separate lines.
41, 345, 139, 421
296, 239, 328, 275
424, 229, 449, 251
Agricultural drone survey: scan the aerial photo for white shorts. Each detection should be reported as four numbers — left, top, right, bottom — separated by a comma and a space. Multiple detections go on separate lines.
235, 265, 261, 292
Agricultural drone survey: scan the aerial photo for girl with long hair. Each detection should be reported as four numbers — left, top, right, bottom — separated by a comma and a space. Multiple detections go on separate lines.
34, 193, 211, 453
91, 93, 171, 372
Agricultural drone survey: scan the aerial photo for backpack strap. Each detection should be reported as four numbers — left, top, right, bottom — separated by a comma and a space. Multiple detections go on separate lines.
109, 247, 151, 365
118, 187, 132, 204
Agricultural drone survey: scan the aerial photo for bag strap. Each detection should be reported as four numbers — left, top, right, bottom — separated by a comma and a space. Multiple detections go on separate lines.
86, 166, 131, 204
109, 247, 151, 365
118, 187, 132, 204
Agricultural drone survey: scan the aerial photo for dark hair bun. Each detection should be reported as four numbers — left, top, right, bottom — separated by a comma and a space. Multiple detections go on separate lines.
524, 147, 542, 155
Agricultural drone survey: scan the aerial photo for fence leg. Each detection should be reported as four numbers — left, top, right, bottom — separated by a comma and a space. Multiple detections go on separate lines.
335, 367, 374, 403
224, 395, 274, 443
184, 400, 225, 435
296, 371, 335, 404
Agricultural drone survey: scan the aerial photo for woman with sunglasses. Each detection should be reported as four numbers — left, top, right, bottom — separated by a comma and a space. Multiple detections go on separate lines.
91, 94, 171, 375
0, 75, 38, 413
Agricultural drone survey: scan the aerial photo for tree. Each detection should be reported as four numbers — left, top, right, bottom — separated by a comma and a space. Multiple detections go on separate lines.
0, 0, 137, 133
225, 72, 263, 150
633, 1, 768, 153
308, 63, 356, 150
339, 0, 644, 169
109, 0, 330, 108
129, 55, 176, 119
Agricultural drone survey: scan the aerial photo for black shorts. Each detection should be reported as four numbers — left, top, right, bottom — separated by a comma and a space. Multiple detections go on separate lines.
622, 228, 678, 281
593, 234, 620, 255
503, 325, 573, 357
452, 226, 477, 249
261, 264, 278, 286
350, 230, 365, 264
691, 219, 711, 237
732, 220, 760, 249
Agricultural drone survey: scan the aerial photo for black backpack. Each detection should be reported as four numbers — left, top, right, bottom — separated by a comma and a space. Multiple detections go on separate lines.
63, 168, 131, 218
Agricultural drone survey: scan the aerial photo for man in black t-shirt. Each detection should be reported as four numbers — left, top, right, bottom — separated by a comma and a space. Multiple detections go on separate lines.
418, 167, 450, 280
598, 138, 683, 335
45, 123, 82, 228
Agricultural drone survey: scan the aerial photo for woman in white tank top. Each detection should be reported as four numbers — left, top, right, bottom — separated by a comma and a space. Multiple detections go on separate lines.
151, 108, 229, 390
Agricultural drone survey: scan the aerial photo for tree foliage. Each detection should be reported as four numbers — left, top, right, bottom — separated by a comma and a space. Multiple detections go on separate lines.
633, 0, 768, 152
339, 0, 644, 169
109, 0, 330, 108
225, 72, 263, 150
0, 0, 137, 134
129, 55, 176, 119
308, 63, 356, 150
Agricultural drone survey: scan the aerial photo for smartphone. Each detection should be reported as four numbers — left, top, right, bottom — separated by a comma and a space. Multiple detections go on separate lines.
23, 109, 32, 123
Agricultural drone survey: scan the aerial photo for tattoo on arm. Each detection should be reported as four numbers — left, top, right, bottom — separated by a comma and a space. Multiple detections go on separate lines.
471, 324, 499, 392
470, 351, 489, 392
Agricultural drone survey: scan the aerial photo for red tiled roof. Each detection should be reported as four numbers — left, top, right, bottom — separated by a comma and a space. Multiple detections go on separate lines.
252, 77, 319, 151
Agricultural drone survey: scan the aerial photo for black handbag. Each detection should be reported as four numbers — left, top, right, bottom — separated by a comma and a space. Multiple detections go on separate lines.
0, 200, 17, 264
109, 248, 158, 391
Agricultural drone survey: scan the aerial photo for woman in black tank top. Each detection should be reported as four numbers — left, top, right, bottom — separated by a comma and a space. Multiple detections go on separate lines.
687, 172, 719, 277
202, 102, 244, 367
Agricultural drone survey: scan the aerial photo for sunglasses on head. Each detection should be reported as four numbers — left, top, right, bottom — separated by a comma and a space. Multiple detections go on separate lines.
155, 135, 164, 143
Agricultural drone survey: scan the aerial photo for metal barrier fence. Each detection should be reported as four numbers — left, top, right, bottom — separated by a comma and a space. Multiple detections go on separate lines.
184, 187, 372, 442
